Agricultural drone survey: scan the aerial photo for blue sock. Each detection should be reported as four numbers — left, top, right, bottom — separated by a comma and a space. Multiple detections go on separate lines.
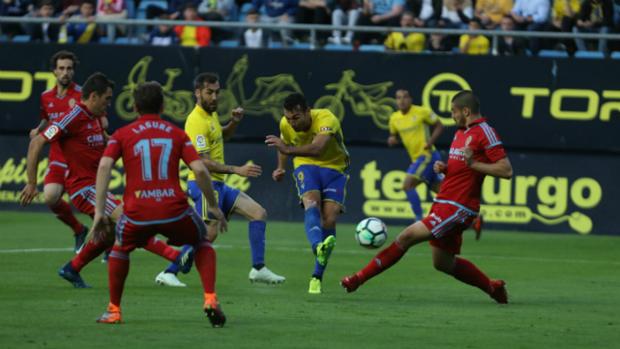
406, 188, 423, 220
249, 220, 266, 269
165, 262, 180, 274
304, 206, 323, 253
313, 228, 336, 279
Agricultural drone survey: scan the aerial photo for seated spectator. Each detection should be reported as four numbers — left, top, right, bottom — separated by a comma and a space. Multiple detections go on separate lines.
252, 0, 298, 45
149, 14, 179, 46
0, 0, 32, 38
60, 0, 82, 18
427, 22, 452, 51
574, 0, 613, 52
66, 0, 99, 43
475, 0, 513, 29
96, 0, 127, 41
295, 0, 332, 43
384, 11, 425, 52
329, 0, 360, 45
511, 0, 550, 53
174, 2, 212, 46
30, 0, 60, 42
497, 14, 527, 55
240, 8, 267, 47
198, 0, 237, 21
406, 0, 442, 27
355, 0, 405, 44
440, 0, 473, 28
459, 18, 490, 54
550, 0, 580, 53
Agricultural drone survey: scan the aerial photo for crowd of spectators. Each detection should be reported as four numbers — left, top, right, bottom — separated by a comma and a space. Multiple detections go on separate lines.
1, 0, 620, 55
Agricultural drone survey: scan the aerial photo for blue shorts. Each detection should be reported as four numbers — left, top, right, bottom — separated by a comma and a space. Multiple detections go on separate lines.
187, 180, 241, 221
293, 165, 348, 208
407, 151, 443, 185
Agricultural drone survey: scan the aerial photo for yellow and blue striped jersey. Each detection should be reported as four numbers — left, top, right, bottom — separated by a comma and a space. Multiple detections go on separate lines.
184, 104, 226, 181
389, 105, 439, 161
280, 109, 349, 173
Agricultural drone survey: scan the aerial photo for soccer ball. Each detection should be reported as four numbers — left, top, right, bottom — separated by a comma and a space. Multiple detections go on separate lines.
355, 217, 388, 249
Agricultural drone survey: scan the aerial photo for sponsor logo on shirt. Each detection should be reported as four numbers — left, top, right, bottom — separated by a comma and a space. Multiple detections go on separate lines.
44, 125, 60, 139
134, 188, 175, 201
196, 135, 206, 148
319, 127, 332, 132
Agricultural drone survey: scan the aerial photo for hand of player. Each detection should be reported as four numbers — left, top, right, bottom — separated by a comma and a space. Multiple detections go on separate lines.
463, 147, 474, 167
265, 135, 288, 154
235, 163, 262, 177
89, 214, 114, 244
29, 128, 39, 139
19, 183, 38, 206
231, 107, 244, 123
387, 136, 399, 147
208, 207, 228, 233
272, 168, 286, 182
433, 161, 447, 174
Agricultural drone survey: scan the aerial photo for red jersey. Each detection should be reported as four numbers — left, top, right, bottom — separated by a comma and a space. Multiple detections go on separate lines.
41, 103, 106, 195
435, 118, 507, 212
103, 114, 201, 222
39, 82, 82, 166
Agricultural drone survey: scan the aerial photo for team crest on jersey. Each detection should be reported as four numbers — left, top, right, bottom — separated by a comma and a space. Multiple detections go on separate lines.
44, 125, 60, 139
319, 126, 332, 132
69, 98, 76, 108
196, 135, 206, 148
48, 102, 54, 108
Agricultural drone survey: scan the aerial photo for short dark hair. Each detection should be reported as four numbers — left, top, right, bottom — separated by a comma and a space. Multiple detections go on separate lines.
133, 81, 164, 114
451, 90, 480, 114
283, 93, 308, 111
81, 72, 115, 100
50, 50, 79, 70
38, 0, 54, 8
194, 72, 219, 90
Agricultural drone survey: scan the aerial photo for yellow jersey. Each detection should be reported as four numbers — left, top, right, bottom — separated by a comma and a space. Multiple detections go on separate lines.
384, 32, 426, 52
388, 105, 438, 161
459, 35, 490, 55
185, 104, 226, 182
280, 109, 349, 173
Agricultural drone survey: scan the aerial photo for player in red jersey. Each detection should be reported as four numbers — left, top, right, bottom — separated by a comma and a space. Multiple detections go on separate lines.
341, 91, 513, 304
21, 73, 192, 289
91, 82, 227, 326
31, 51, 90, 252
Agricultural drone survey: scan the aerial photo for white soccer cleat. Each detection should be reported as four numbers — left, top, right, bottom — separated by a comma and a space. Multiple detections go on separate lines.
248, 267, 286, 284
155, 272, 187, 287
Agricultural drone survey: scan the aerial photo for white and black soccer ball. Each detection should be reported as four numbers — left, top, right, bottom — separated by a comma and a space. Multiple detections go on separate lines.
355, 217, 388, 249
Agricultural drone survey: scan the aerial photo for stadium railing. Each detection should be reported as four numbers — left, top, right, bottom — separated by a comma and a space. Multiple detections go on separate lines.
2, 15, 620, 56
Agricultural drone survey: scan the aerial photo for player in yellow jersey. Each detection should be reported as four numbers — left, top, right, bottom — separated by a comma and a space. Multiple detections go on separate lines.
159, 72, 285, 285
389, 89, 483, 236
266, 93, 349, 294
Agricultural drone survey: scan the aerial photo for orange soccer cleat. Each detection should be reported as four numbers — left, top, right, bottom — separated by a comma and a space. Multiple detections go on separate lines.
204, 293, 226, 328
473, 215, 484, 241
96, 303, 122, 324
489, 279, 508, 304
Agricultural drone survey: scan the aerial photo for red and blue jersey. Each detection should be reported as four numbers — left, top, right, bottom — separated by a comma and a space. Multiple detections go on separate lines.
103, 114, 201, 222
435, 118, 506, 212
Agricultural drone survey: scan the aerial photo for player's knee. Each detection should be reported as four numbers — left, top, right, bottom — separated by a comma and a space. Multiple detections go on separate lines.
252, 206, 268, 221
43, 191, 61, 207
432, 259, 452, 274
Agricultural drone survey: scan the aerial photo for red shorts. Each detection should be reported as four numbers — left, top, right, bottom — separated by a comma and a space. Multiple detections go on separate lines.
43, 162, 69, 186
70, 185, 120, 217
422, 201, 477, 255
115, 208, 206, 253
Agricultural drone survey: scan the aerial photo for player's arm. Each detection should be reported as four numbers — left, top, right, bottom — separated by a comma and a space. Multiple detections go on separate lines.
425, 119, 445, 149
221, 107, 243, 141
19, 134, 47, 206
265, 133, 331, 157
200, 152, 262, 178
464, 151, 513, 179
272, 151, 288, 182
387, 115, 399, 146
188, 160, 227, 232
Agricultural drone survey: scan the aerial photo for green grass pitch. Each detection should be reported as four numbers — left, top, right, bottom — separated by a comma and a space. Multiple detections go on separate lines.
0, 211, 619, 349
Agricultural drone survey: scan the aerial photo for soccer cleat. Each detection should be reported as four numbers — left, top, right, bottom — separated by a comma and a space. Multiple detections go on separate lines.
74, 226, 88, 254
176, 245, 195, 274
489, 279, 508, 304
96, 303, 122, 324
340, 274, 361, 293
316, 235, 336, 267
204, 293, 226, 328
473, 215, 484, 241
308, 277, 322, 294
58, 262, 91, 288
248, 267, 286, 284
155, 271, 187, 287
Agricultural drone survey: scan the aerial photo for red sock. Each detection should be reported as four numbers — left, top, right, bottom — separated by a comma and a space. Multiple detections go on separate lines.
49, 199, 83, 235
70, 239, 112, 272
452, 257, 492, 294
108, 248, 130, 307
357, 241, 406, 283
143, 237, 180, 262
195, 242, 216, 293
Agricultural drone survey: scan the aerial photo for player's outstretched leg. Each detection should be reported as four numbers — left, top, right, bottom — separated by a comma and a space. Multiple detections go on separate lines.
58, 238, 113, 288
441, 252, 507, 304
44, 185, 88, 253
247, 221, 286, 284
97, 248, 129, 324
308, 227, 336, 294
194, 241, 226, 327
156, 244, 194, 287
